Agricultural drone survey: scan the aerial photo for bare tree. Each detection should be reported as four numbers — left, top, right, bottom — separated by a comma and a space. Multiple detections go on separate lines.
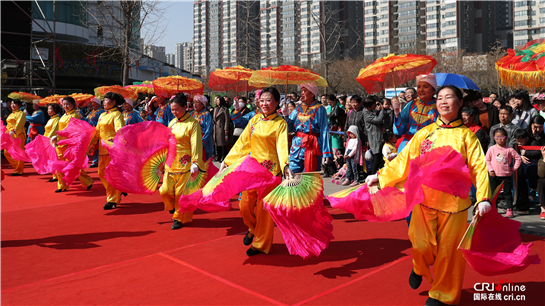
236, 1, 261, 70
84, 0, 168, 86
310, 3, 362, 94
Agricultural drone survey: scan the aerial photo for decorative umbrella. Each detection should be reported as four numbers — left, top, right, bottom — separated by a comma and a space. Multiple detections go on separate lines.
125, 84, 155, 95
8, 92, 43, 102
69, 93, 95, 108
435, 73, 480, 91
495, 39, 545, 90
39, 94, 65, 106
94, 85, 138, 101
263, 173, 333, 259
152, 76, 204, 98
248, 65, 328, 89
356, 54, 437, 95
209, 65, 256, 93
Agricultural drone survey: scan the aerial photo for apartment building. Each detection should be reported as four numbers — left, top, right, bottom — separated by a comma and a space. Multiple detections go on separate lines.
166, 53, 176, 66
144, 45, 166, 62
176, 42, 194, 72
512, 0, 545, 48
193, 0, 260, 75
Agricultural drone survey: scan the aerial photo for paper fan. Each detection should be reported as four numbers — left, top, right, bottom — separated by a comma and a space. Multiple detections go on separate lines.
104, 121, 177, 195
263, 173, 334, 259
459, 182, 541, 276
25, 135, 59, 174
183, 158, 219, 195
1, 121, 30, 162
179, 156, 281, 213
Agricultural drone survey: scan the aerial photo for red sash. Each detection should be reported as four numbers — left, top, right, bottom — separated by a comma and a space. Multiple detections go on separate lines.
296, 132, 320, 172
29, 123, 43, 140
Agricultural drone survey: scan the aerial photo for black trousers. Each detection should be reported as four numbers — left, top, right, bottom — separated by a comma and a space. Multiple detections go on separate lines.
490, 175, 513, 209
370, 153, 383, 175
216, 146, 228, 162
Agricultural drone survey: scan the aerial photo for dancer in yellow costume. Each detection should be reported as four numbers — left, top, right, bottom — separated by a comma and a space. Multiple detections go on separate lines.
44, 103, 63, 182
160, 93, 204, 230
89, 92, 125, 210
366, 86, 492, 306
51, 97, 94, 192
4, 99, 27, 175
222, 87, 290, 256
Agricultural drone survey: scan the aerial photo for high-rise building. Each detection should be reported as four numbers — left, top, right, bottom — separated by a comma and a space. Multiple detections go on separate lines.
193, 1, 260, 75
166, 53, 176, 66
144, 45, 166, 62
176, 42, 194, 72
512, 0, 545, 48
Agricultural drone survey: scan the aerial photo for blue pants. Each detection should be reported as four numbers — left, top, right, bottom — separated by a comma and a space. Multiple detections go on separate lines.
345, 156, 358, 182
91, 151, 99, 165
289, 156, 322, 173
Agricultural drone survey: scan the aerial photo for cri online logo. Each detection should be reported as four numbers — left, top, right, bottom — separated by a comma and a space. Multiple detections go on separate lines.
474, 279, 526, 292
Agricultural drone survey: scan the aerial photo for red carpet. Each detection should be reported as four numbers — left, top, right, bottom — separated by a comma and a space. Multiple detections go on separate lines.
2, 158, 544, 305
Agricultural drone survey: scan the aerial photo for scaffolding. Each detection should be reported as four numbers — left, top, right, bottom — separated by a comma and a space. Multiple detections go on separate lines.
1, 0, 56, 94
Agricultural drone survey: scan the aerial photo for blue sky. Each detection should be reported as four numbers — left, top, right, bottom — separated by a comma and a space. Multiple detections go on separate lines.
155, 1, 194, 54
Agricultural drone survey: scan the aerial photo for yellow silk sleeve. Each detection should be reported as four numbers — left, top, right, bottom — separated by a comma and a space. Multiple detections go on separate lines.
113, 112, 125, 133
46, 118, 60, 138
223, 116, 254, 167
14, 112, 26, 136
378, 128, 426, 189
465, 132, 492, 204
276, 119, 290, 174
190, 120, 204, 169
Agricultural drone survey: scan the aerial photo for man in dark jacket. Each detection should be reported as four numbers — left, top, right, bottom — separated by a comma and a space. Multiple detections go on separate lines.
468, 91, 499, 137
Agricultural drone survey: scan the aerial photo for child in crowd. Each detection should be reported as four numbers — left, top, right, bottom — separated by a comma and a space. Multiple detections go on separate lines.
342, 125, 362, 187
382, 130, 397, 166
381, 98, 394, 130
488, 105, 521, 149
486, 127, 522, 218
139, 110, 148, 121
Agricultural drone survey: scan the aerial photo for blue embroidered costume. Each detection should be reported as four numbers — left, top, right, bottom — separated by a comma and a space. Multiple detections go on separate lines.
190, 108, 214, 160
154, 103, 174, 127
26, 109, 45, 143
123, 109, 144, 125
394, 98, 438, 152
286, 101, 332, 172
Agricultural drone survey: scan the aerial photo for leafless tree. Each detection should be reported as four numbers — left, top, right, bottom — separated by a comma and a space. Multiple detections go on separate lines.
310, 3, 362, 94
236, 1, 261, 70
84, 0, 169, 86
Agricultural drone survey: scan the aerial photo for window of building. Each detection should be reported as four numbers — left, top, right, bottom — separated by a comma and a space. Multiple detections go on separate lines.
444, 12, 455, 18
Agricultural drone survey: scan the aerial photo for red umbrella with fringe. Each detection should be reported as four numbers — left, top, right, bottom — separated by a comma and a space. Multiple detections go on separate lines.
152, 76, 204, 98
39, 94, 66, 106
209, 65, 256, 92
8, 92, 42, 102
69, 93, 95, 108
356, 53, 437, 95
94, 85, 138, 101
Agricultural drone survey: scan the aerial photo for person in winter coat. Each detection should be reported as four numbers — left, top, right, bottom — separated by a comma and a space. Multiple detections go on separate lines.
342, 125, 362, 186
362, 96, 385, 174
213, 96, 233, 162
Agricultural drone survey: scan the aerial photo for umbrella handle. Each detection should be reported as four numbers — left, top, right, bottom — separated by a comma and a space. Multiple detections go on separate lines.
391, 70, 397, 98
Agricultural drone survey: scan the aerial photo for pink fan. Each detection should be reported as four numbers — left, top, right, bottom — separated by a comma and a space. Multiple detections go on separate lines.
179, 156, 281, 213
54, 118, 96, 186
1, 121, 30, 162
327, 146, 473, 222
459, 184, 540, 276
25, 135, 59, 174
104, 121, 177, 195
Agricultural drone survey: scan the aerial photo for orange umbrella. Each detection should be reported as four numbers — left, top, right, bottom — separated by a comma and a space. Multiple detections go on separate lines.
152, 76, 204, 98
94, 85, 138, 101
69, 93, 95, 108
209, 65, 256, 92
356, 54, 437, 95
495, 39, 545, 90
39, 94, 65, 106
125, 84, 155, 95
8, 92, 43, 102
248, 65, 328, 88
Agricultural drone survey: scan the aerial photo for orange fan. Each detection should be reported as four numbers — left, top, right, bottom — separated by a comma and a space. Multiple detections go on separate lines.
94, 85, 138, 101
248, 65, 328, 88
209, 65, 256, 92
152, 76, 204, 98
356, 53, 437, 95
8, 92, 43, 102
39, 94, 65, 106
